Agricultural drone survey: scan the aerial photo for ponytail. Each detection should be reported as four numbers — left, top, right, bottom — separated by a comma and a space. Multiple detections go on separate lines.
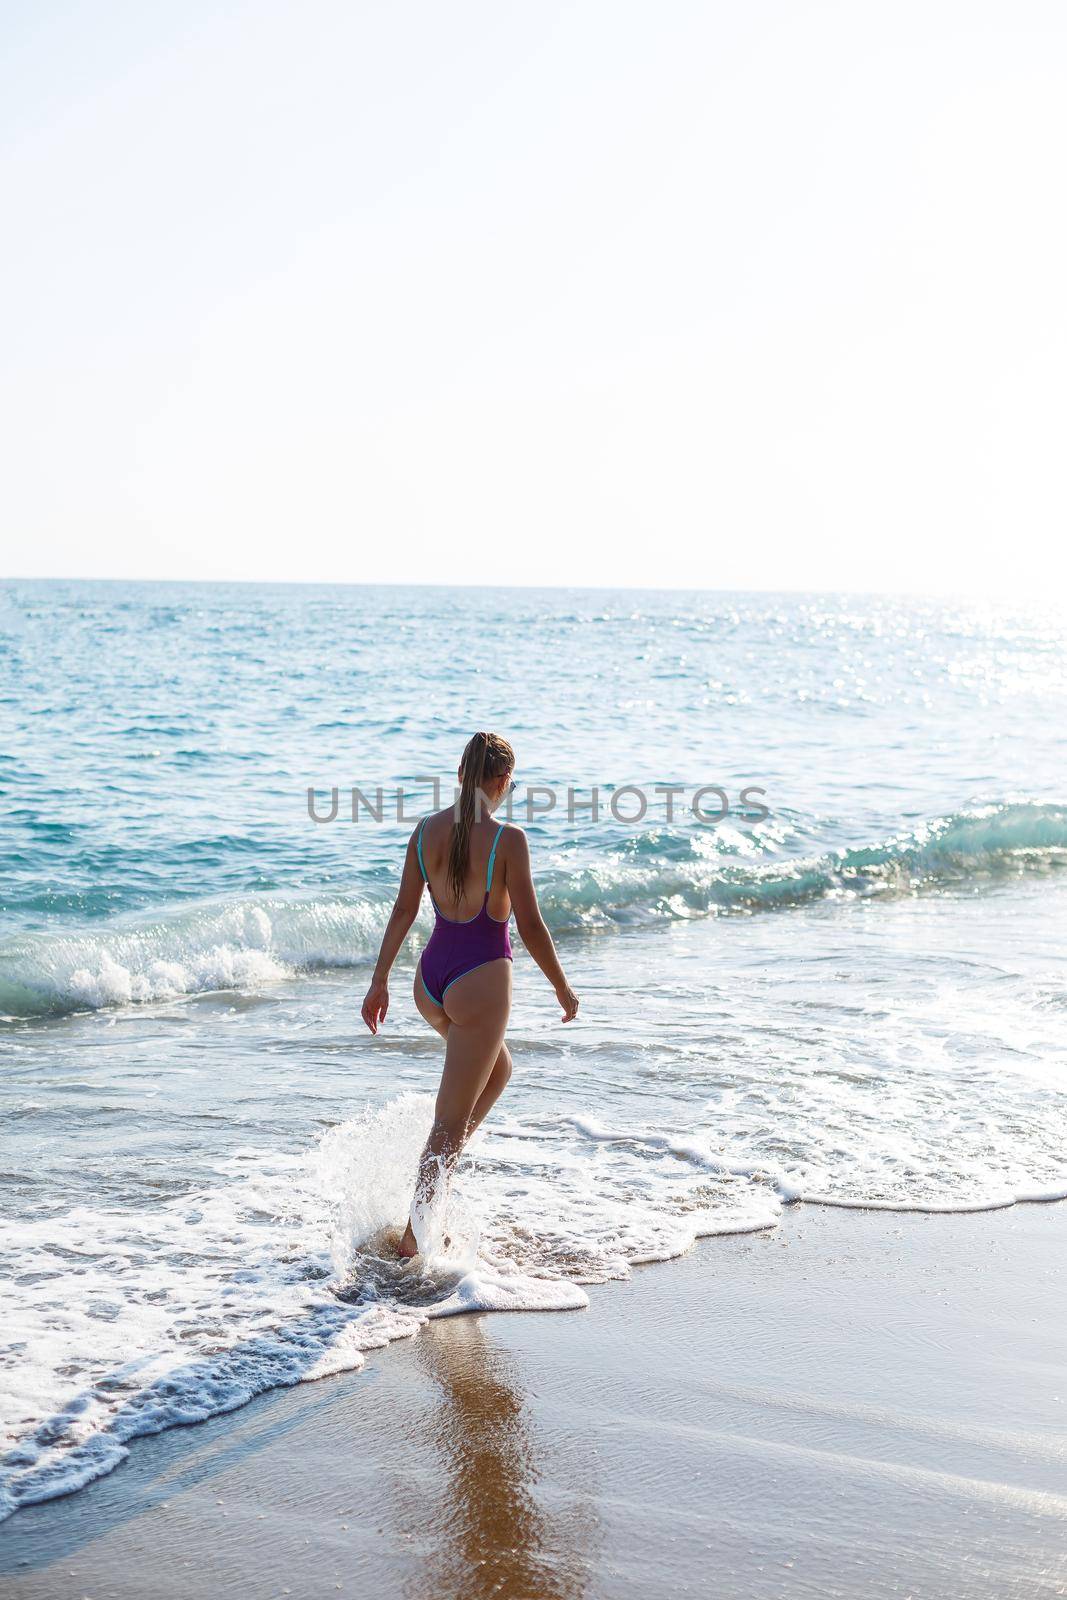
447, 731, 514, 902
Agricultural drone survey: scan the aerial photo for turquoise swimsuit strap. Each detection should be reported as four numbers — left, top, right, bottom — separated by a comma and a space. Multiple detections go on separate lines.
416, 818, 429, 883
485, 823, 505, 895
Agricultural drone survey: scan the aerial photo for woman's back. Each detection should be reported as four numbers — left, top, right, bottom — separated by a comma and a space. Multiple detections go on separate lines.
418, 809, 511, 922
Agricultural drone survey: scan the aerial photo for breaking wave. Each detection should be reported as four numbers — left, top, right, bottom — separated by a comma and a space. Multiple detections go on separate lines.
3, 802, 1066, 1017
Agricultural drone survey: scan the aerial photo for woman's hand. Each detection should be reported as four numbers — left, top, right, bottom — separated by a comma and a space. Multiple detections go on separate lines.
556, 983, 579, 1023
361, 977, 389, 1034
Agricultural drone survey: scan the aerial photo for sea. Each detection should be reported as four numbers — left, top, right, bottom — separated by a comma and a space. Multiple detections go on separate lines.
1, 578, 1065, 1519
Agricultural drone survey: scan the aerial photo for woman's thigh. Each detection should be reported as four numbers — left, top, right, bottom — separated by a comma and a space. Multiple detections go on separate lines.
434, 961, 512, 1128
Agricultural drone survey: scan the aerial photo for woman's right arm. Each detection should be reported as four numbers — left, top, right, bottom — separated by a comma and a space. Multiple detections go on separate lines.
361, 830, 425, 1033
505, 828, 579, 1022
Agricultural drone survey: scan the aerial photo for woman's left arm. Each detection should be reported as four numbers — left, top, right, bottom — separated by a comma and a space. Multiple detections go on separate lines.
361, 830, 425, 1033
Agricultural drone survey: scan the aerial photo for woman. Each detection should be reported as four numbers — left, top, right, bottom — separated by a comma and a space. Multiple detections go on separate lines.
361, 732, 579, 1260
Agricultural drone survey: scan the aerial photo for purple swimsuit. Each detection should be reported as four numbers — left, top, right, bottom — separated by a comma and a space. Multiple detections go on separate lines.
417, 819, 513, 1005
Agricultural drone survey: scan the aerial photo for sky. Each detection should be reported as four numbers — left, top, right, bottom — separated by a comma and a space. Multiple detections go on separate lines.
2, 0, 1065, 594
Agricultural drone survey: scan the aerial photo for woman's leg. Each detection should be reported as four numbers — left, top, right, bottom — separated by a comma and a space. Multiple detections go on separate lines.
466, 1042, 512, 1137
401, 960, 512, 1258
414, 960, 511, 1129
403, 965, 512, 1256
400, 963, 449, 1257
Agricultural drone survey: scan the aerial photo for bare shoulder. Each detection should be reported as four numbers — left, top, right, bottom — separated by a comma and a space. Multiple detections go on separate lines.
498, 822, 530, 860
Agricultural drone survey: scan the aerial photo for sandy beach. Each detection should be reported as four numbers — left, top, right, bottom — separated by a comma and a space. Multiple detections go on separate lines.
3, 1203, 1063, 1600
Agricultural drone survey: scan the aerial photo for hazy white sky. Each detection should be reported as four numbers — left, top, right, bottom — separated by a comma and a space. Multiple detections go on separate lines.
2, 0, 1065, 593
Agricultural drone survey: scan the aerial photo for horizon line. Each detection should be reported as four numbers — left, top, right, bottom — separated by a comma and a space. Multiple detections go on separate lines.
0, 574, 1053, 605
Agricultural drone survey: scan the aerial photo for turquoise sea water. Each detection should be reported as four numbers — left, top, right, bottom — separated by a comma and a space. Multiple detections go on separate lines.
2, 579, 1066, 1517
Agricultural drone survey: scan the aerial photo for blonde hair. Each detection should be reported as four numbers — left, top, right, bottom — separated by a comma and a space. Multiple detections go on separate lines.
448, 731, 515, 902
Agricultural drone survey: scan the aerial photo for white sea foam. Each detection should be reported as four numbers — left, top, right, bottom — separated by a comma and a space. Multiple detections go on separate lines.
3, 1007, 1066, 1522
0, 897, 408, 1017
0, 1083, 785, 1520
0, 1093, 605, 1521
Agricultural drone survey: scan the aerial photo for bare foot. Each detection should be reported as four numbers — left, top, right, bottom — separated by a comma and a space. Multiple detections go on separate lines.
397, 1220, 418, 1260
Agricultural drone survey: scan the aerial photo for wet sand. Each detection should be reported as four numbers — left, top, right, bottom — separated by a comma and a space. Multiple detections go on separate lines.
2, 1204, 1064, 1600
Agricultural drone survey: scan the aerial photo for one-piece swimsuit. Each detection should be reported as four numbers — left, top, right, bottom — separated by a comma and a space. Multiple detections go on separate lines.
417, 819, 512, 1005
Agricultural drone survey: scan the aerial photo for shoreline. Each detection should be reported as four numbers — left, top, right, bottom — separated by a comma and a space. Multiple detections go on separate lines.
3, 1202, 1064, 1599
